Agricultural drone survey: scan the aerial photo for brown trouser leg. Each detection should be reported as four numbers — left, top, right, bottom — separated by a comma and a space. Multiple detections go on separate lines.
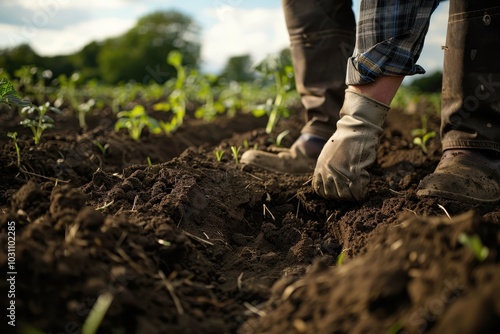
441, 0, 500, 153
282, 0, 356, 140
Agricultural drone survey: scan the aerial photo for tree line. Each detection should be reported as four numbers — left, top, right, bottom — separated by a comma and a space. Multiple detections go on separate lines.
0, 10, 256, 85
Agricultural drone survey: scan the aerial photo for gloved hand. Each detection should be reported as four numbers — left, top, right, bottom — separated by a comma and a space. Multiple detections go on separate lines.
313, 88, 390, 202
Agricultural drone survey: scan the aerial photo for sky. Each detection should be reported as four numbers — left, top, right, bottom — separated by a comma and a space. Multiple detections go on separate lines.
0, 0, 449, 78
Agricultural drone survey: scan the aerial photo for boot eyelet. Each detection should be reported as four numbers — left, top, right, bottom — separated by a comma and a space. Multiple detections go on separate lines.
483, 14, 491, 26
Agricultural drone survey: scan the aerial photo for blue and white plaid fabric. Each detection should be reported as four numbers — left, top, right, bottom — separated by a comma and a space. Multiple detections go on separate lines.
347, 0, 441, 85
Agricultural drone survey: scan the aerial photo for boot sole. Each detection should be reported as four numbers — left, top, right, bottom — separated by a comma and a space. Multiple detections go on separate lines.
416, 188, 500, 205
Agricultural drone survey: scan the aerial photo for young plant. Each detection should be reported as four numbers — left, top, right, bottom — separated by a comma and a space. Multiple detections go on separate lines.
115, 105, 161, 141
81, 292, 114, 334
58, 72, 90, 128
458, 233, 489, 262
7, 132, 21, 167
411, 115, 436, 154
20, 102, 60, 145
193, 72, 225, 121
93, 140, 109, 156
275, 130, 290, 147
0, 77, 31, 108
215, 149, 225, 162
77, 98, 95, 130
154, 50, 188, 135
231, 146, 242, 165
252, 53, 295, 134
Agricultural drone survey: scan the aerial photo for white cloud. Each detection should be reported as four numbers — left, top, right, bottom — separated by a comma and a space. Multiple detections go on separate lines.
201, 7, 288, 73
1, 18, 136, 56
416, 2, 448, 73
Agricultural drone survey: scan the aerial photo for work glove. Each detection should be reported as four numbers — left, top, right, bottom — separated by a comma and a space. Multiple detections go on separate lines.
313, 88, 390, 202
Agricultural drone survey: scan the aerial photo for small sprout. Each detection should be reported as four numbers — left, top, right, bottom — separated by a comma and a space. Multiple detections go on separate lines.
147, 156, 152, 166
275, 130, 290, 147
94, 140, 109, 156
337, 251, 347, 266
243, 139, 249, 149
81, 292, 114, 334
386, 321, 404, 334
413, 131, 436, 154
20, 102, 59, 145
411, 115, 436, 154
458, 233, 489, 262
231, 146, 242, 165
7, 132, 21, 167
215, 149, 225, 162
115, 105, 161, 141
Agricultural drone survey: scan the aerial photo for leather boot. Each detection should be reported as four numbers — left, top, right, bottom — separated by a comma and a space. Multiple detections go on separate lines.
240, 134, 325, 174
417, 150, 500, 204
417, 0, 500, 204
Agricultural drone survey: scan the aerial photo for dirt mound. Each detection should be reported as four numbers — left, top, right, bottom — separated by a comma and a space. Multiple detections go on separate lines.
241, 211, 500, 334
1, 106, 500, 334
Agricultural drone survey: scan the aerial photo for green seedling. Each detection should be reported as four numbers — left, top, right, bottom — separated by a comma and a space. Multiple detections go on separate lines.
386, 321, 404, 334
154, 50, 188, 135
252, 53, 294, 134
231, 146, 242, 165
77, 98, 95, 130
147, 156, 152, 166
215, 149, 225, 162
0, 77, 31, 108
58, 72, 91, 128
115, 105, 161, 141
7, 132, 21, 167
192, 72, 224, 121
93, 140, 109, 156
337, 251, 347, 266
458, 233, 489, 262
275, 130, 290, 147
243, 139, 250, 149
20, 102, 60, 145
81, 292, 114, 334
411, 115, 436, 154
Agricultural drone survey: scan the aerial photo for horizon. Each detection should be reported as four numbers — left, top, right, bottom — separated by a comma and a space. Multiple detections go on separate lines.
0, 0, 448, 78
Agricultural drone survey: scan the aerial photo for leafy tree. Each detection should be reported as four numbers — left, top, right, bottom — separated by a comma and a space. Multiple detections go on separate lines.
220, 54, 255, 82
0, 44, 40, 73
409, 70, 443, 93
97, 10, 201, 84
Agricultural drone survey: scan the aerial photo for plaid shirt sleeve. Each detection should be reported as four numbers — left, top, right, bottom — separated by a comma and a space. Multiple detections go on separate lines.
347, 0, 442, 85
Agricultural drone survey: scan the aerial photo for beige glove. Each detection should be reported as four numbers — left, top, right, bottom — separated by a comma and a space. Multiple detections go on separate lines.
313, 88, 390, 202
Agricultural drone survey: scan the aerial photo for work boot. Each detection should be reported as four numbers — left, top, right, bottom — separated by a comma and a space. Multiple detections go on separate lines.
417, 150, 500, 204
240, 134, 326, 174
417, 0, 500, 204
313, 88, 390, 202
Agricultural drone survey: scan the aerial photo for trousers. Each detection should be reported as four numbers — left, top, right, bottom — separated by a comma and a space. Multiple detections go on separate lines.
347, 0, 500, 152
282, 0, 356, 139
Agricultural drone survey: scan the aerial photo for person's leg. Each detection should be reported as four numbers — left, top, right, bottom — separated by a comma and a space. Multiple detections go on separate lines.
241, 0, 356, 174
417, 0, 500, 204
287, 0, 356, 139
313, 0, 440, 202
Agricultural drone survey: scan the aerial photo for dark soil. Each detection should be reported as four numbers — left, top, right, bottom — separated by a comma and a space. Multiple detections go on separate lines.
1, 103, 499, 334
